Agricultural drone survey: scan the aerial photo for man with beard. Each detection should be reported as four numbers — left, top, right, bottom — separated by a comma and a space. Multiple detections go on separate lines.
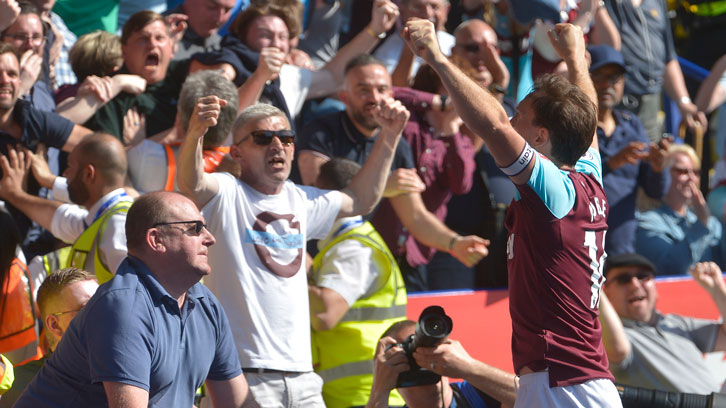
0, 42, 90, 258
590, 45, 669, 256
298, 54, 489, 292
0, 132, 132, 283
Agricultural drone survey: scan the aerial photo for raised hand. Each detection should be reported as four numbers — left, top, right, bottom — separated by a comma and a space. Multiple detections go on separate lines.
371, 336, 410, 395
403, 18, 443, 64
187, 95, 228, 140
256, 47, 286, 81
374, 97, 410, 139
0, 0, 20, 32
690, 262, 726, 295
164, 13, 188, 46
25, 143, 55, 189
547, 23, 586, 63
647, 136, 671, 173
369, 0, 399, 36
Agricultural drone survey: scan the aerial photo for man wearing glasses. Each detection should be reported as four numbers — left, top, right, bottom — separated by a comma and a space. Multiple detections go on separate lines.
178, 97, 409, 406
0, 267, 98, 407
599, 253, 726, 394
15, 191, 256, 407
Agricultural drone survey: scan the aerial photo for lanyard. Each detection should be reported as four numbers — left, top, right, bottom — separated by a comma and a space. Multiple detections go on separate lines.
331, 219, 364, 239
86, 192, 129, 228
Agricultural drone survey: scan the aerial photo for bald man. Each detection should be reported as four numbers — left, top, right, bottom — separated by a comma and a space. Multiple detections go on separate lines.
451, 19, 509, 100
0, 133, 133, 282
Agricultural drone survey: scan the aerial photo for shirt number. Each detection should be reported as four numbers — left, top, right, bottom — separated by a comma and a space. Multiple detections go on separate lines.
584, 230, 606, 309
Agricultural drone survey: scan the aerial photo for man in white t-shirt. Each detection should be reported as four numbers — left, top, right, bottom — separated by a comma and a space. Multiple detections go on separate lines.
177, 96, 409, 407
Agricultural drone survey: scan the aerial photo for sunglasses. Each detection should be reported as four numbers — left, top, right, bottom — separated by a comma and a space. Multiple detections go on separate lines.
153, 220, 207, 235
607, 271, 653, 285
240, 130, 295, 146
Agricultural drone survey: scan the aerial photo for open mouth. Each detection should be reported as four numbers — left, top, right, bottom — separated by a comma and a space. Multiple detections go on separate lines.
0, 87, 13, 97
145, 53, 160, 67
269, 157, 286, 167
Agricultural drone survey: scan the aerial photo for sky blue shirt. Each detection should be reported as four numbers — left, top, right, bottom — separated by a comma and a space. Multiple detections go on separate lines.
15, 256, 241, 407
516, 147, 603, 219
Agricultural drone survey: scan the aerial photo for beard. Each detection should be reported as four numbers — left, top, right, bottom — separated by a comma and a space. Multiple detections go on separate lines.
68, 178, 90, 206
348, 106, 380, 131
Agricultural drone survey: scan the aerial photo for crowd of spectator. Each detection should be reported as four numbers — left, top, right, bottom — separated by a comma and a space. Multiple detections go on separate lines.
2, 0, 726, 406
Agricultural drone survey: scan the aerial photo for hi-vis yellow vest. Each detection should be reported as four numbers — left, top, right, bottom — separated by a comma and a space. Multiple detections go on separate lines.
65, 201, 132, 284
311, 221, 407, 408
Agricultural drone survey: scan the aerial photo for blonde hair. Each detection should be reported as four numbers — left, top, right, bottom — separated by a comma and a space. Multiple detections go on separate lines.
69, 30, 122, 81
667, 144, 701, 170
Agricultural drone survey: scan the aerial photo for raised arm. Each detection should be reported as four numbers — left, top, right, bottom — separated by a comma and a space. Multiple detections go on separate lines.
338, 97, 407, 217
0, 149, 61, 231
689, 262, 726, 352
176, 96, 223, 209
695, 54, 726, 114
598, 291, 631, 364
57, 75, 147, 124
320, 0, 399, 86
402, 18, 526, 181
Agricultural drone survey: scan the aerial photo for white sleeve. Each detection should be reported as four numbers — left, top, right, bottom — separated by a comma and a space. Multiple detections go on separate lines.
50, 203, 89, 244
51, 176, 70, 203
315, 240, 379, 306
299, 186, 342, 240
98, 211, 128, 275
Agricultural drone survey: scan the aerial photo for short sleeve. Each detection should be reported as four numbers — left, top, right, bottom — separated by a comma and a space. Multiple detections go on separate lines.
298, 185, 342, 240
525, 154, 577, 219
298, 119, 335, 160
315, 240, 377, 305
85, 289, 155, 390
394, 138, 415, 170
206, 295, 243, 381
26, 109, 73, 149
574, 147, 603, 185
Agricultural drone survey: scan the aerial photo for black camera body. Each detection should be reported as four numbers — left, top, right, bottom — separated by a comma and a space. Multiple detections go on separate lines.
396, 306, 453, 388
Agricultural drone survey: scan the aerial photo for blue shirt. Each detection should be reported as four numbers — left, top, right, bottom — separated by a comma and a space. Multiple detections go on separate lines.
15, 256, 242, 407
598, 110, 669, 255
636, 205, 722, 276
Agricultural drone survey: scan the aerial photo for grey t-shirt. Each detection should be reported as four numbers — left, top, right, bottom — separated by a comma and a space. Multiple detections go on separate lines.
605, 0, 676, 95
611, 312, 722, 394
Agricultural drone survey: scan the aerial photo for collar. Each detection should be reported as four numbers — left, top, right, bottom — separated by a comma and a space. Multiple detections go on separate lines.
83, 188, 131, 226
128, 255, 206, 306
621, 311, 663, 328
341, 112, 376, 144
317, 215, 364, 250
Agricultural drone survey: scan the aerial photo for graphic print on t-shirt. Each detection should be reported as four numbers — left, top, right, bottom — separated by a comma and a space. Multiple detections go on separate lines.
245, 211, 304, 278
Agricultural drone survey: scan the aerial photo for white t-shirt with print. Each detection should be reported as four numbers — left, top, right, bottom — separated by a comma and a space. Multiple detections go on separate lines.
202, 172, 342, 372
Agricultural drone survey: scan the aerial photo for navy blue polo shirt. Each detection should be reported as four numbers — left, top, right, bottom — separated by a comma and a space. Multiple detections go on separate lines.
15, 256, 242, 407
598, 109, 669, 255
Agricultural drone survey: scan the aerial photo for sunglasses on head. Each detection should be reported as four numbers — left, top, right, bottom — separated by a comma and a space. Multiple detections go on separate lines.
608, 270, 654, 285
241, 130, 295, 146
153, 220, 207, 235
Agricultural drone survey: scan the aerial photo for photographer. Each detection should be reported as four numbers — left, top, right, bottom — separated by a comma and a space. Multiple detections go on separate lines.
367, 320, 516, 408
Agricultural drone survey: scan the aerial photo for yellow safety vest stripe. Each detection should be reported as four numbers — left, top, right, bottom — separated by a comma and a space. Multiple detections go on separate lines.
66, 201, 132, 283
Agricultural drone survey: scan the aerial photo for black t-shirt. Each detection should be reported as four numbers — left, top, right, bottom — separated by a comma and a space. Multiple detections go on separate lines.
84, 59, 191, 141
297, 110, 415, 170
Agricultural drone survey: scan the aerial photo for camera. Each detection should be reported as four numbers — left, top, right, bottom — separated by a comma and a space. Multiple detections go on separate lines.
395, 305, 453, 388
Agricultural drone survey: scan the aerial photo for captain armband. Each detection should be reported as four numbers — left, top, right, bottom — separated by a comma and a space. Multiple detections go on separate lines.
499, 143, 535, 177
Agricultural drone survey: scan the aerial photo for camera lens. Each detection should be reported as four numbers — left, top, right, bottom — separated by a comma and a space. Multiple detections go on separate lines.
423, 317, 448, 336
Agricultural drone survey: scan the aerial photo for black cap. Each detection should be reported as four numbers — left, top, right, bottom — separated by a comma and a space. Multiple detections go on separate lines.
588, 45, 626, 73
603, 253, 656, 277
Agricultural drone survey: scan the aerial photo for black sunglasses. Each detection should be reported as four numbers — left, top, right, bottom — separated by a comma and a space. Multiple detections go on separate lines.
241, 130, 295, 146
607, 270, 654, 285
153, 220, 207, 235
461, 43, 480, 53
